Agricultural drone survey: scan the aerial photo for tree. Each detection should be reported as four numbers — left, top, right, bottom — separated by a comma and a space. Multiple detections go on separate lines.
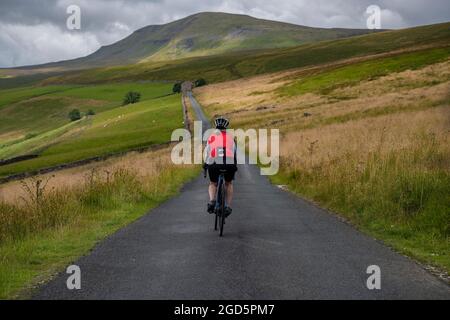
195, 78, 207, 87
68, 109, 81, 121
172, 82, 182, 94
123, 91, 141, 105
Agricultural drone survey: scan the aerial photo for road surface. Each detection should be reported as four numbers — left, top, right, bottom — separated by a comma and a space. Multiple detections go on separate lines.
34, 93, 450, 299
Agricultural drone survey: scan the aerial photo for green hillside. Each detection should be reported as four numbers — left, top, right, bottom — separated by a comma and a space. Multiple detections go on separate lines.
0, 83, 172, 143
0, 83, 175, 176
40, 22, 450, 85
0, 91, 181, 177
10, 12, 373, 71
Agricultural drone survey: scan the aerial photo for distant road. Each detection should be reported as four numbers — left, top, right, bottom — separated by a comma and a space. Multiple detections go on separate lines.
188, 90, 210, 133
35, 93, 450, 299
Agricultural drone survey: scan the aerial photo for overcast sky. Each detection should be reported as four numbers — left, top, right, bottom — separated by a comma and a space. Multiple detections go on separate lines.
0, 0, 449, 67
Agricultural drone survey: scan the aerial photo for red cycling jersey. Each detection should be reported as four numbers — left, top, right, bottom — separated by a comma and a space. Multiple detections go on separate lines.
204, 130, 236, 165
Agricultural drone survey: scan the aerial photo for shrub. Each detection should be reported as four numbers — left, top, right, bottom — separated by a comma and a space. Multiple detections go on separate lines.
68, 109, 81, 121
123, 91, 141, 105
195, 78, 207, 87
172, 82, 182, 94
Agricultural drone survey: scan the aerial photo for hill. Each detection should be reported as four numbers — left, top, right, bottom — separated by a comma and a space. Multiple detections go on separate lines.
8, 12, 374, 71
39, 21, 450, 85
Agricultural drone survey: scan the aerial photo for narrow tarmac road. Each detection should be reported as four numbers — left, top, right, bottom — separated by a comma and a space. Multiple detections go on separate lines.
34, 93, 450, 299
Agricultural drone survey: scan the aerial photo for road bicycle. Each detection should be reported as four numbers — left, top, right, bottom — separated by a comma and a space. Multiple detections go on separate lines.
204, 167, 227, 237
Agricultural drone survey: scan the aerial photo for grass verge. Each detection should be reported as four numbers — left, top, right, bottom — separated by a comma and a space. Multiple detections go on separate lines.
271, 113, 450, 273
0, 155, 199, 299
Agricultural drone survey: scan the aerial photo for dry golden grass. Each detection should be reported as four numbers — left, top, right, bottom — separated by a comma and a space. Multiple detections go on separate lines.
0, 143, 198, 245
194, 44, 449, 118
0, 145, 177, 205
196, 60, 450, 131
281, 106, 450, 172
0, 142, 199, 299
194, 70, 293, 115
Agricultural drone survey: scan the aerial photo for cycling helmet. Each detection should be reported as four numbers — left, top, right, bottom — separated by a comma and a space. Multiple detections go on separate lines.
214, 116, 229, 130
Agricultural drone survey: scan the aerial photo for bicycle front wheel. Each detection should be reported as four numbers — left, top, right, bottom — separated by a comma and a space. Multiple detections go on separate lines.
214, 207, 218, 231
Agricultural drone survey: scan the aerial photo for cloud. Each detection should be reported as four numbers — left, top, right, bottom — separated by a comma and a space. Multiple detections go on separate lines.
0, 0, 448, 67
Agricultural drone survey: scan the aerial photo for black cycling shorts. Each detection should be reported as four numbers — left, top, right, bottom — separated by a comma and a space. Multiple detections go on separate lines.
208, 163, 237, 183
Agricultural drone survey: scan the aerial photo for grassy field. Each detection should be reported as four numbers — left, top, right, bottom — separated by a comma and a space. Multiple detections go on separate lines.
195, 49, 450, 272
0, 82, 179, 177
0, 85, 76, 108
50, 83, 172, 101
0, 147, 199, 298
0, 82, 172, 140
0, 92, 182, 177
0, 119, 89, 160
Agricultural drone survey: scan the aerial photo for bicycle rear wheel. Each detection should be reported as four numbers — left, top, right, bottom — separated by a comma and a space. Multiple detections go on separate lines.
214, 176, 222, 231
219, 179, 226, 237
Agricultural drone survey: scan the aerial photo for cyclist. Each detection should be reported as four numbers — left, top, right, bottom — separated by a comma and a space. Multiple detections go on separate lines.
203, 116, 237, 217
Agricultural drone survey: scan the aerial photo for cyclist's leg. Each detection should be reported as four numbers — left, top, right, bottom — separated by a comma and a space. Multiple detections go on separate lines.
225, 181, 233, 206
208, 164, 219, 201
224, 164, 236, 214
207, 165, 219, 213
209, 182, 217, 202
